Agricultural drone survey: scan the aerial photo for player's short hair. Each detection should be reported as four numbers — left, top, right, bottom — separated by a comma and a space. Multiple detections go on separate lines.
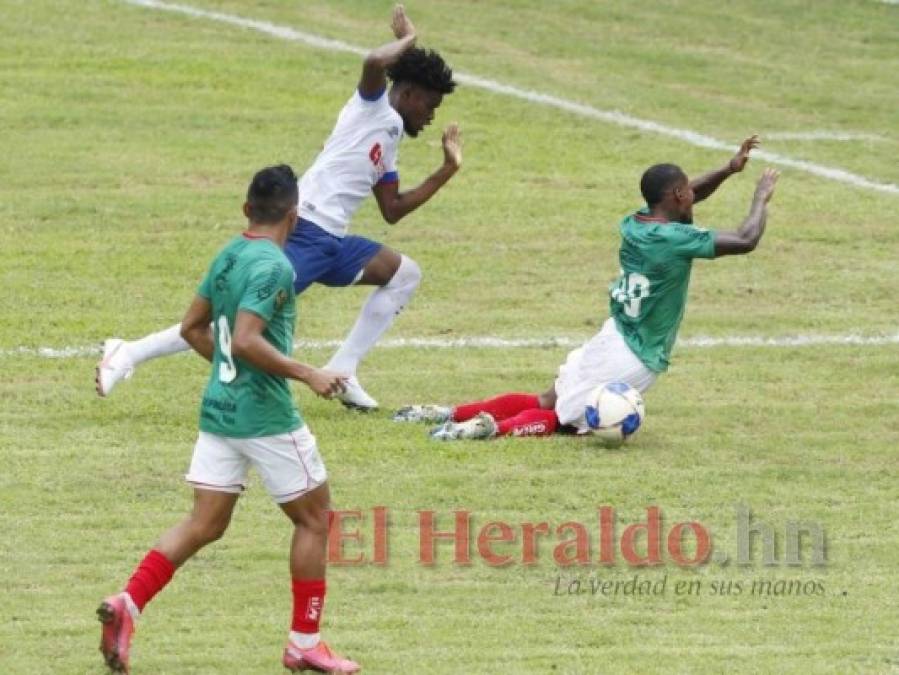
246, 164, 299, 224
640, 164, 688, 207
387, 47, 456, 94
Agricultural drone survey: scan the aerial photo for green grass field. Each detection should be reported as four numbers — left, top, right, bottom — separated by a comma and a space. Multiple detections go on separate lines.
1, 1, 898, 673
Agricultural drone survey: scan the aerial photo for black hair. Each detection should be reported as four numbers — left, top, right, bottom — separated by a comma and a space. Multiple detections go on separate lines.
246, 164, 298, 224
640, 163, 687, 207
387, 47, 456, 94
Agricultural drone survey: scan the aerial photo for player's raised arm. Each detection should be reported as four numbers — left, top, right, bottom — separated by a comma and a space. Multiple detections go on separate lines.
180, 295, 214, 362
713, 168, 779, 257
691, 135, 760, 203
359, 4, 417, 99
231, 310, 348, 398
372, 122, 461, 224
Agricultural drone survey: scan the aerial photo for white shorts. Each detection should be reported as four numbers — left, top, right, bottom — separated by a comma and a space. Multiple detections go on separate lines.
554, 318, 658, 433
185, 425, 327, 504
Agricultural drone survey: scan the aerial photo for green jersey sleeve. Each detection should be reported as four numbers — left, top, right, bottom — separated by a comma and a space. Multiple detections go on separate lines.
238, 260, 293, 322
666, 223, 716, 260
197, 268, 213, 299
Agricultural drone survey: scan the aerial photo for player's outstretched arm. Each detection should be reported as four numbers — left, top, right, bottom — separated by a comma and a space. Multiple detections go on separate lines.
231, 311, 348, 398
372, 123, 461, 224
713, 168, 779, 257
359, 4, 417, 99
180, 295, 214, 362
691, 135, 760, 204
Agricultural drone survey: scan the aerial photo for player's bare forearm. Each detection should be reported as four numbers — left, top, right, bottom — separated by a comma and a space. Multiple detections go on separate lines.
365, 34, 417, 72
738, 201, 768, 246
372, 162, 458, 224
290, 362, 349, 398
693, 135, 760, 204
713, 207, 766, 257
231, 311, 347, 397
231, 311, 301, 378
185, 326, 214, 363
713, 168, 778, 257
232, 330, 297, 378
373, 123, 461, 223
180, 295, 214, 362
359, 5, 416, 98
690, 164, 734, 204
238, 338, 345, 398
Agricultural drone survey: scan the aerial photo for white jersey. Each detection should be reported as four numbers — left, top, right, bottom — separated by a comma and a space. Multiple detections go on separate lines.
298, 88, 404, 237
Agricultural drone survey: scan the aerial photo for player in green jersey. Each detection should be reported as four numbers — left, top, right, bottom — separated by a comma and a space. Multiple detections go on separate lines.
96, 165, 361, 674
395, 136, 780, 440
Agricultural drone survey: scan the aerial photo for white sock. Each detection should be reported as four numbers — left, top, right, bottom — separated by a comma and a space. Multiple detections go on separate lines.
127, 324, 191, 365
122, 592, 141, 621
326, 255, 421, 374
289, 631, 320, 649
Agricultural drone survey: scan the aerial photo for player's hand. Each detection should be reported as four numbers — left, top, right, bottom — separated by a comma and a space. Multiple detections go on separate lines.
729, 135, 760, 174
753, 168, 779, 204
442, 123, 462, 170
391, 4, 415, 39
306, 369, 349, 399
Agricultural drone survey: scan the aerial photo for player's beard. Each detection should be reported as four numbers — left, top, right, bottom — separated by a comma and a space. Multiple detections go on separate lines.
681, 209, 694, 224
403, 120, 420, 138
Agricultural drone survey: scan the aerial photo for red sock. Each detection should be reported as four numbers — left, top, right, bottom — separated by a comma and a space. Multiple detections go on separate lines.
497, 409, 558, 437
124, 549, 176, 612
454, 393, 540, 422
292, 579, 326, 633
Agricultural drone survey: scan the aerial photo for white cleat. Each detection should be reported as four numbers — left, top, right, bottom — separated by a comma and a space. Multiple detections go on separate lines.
95, 339, 135, 398
393, 404, 452, 424
337, 376, 379, 411
429, 412, 497, 441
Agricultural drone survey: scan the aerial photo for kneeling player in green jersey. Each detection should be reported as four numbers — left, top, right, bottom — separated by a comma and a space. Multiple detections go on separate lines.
395, 136, 780, 440
96, 165, 361, 674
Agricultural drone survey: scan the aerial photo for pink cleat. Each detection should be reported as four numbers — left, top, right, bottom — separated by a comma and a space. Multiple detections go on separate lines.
97, 593, 135, 673
283, 640, 361, 673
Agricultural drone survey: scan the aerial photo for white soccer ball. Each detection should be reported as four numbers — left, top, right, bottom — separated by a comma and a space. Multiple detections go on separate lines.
584, 382, 645, 448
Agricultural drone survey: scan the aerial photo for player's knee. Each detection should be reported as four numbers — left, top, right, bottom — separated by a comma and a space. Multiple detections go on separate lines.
538, 387, 557, 410
284, 493, 330, 534
293, 505, 329, 539
309, 511, 330, 540
391, 255, 421, 293
192, 516, 230, 545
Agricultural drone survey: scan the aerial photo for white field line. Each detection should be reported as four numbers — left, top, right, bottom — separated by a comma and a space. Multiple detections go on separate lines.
121, 0, 899, 196
6, 333, 899, 359
765, 131, 886, 142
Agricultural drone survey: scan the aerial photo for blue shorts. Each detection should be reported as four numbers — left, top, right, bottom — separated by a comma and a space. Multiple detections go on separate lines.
284, 219, 383, 294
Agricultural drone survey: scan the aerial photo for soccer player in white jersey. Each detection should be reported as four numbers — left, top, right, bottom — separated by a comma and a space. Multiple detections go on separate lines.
395, 138, 781, 440
96, 4, 461, 410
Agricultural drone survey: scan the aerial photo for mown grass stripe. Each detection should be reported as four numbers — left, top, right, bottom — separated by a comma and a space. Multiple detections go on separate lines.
121, 0, 899, 195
